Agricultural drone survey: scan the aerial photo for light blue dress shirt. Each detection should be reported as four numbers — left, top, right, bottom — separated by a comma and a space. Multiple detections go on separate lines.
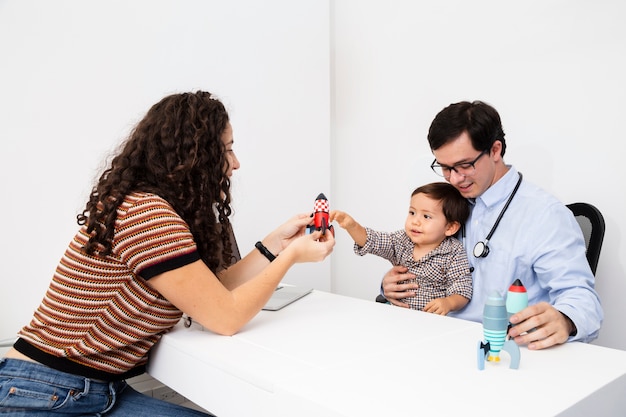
448, 166, 603, 342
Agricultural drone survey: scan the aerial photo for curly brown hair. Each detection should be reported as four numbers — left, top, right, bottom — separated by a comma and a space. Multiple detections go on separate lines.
77, 91, 234, 271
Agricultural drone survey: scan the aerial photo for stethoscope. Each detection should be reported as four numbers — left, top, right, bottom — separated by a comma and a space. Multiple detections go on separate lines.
469, 172, 523, 258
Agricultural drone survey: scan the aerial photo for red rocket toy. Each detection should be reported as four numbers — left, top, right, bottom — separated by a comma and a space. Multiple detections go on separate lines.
306, 193, 335, 236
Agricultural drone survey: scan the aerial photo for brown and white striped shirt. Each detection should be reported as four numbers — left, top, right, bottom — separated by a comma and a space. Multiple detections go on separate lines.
16, 192, 200, 381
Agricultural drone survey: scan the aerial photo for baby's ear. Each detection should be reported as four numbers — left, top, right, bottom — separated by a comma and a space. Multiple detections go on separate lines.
445, 221, 461, 237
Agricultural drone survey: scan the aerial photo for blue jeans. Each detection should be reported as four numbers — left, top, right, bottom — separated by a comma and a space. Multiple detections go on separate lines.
0, 358, 213, 416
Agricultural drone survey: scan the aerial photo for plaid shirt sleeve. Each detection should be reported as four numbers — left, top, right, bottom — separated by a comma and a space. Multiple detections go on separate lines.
443, 237, 473, 300
353, 228, 407, 265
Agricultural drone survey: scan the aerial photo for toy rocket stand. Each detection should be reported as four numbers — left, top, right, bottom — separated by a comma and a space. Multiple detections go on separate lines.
306, 219, 335, 236
306, 215, 334, 235
477, 339, 520, 370
306, 222, 335, 236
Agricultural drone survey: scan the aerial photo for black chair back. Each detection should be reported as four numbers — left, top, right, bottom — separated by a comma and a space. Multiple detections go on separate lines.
566, 202, 605, 276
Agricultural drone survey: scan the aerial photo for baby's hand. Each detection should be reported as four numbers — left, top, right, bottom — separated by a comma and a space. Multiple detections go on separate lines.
329, 210, 366, 247
423, 298, 452, 316
329, 210, 355, 229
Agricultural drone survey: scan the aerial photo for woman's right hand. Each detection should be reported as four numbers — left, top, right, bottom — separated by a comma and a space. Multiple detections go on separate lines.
382, 265, 418, 308
281, 230, 335, 264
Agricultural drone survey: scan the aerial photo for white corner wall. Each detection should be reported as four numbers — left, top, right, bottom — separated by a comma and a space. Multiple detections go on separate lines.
331, 0, 626, 350
0, 0, 330, 345
1, 0, 625, 353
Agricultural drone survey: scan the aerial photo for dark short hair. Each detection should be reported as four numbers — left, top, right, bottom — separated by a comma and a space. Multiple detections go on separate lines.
427, 100, 506, 157
411, 182, 469, 225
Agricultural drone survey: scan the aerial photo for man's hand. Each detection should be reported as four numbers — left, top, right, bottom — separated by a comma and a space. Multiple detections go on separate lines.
381, 265, 418, 308
508, 302, 574, 350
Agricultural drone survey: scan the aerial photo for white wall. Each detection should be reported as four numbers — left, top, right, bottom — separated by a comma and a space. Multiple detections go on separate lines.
2, 1, 625, 353
0, 0, 331, 347
331, 0, 626, 350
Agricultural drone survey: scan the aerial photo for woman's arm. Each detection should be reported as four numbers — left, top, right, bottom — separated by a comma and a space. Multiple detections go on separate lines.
217, 214, 313, 290
148, 228, 334, 336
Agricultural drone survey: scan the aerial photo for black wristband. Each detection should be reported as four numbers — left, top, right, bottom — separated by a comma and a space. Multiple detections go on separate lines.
255, 241, 276, 262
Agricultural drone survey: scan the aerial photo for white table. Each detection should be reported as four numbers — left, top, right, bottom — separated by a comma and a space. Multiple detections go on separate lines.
148, 290, 626, 416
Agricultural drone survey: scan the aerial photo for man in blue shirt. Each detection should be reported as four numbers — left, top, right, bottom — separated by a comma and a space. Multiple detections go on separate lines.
382, 100, 602, 350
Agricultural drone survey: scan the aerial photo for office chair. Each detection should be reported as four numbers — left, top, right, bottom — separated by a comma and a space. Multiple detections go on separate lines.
566, 202, 605, 276
375, 202, 606, 303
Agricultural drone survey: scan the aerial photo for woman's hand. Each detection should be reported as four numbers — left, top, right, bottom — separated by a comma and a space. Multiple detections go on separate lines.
263, 213, 315, 254
280, 229, 335, 264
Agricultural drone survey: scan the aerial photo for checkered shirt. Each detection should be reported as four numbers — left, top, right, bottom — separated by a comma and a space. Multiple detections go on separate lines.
355, 228, 473, 311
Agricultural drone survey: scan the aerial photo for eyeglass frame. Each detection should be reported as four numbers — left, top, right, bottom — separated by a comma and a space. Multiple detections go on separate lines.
430, 149, 489, 179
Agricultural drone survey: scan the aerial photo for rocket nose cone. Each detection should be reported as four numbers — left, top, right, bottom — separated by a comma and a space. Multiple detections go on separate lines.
509, 279, 527, 293
316, 193, 327, 200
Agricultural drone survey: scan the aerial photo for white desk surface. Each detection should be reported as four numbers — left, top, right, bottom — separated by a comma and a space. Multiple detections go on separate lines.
147, 290, 626, 417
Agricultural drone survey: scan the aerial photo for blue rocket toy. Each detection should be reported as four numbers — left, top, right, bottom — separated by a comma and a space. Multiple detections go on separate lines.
477, 289, 522, 370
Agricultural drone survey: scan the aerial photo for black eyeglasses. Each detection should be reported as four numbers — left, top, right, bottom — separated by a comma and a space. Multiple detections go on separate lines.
430, 150, 488, 179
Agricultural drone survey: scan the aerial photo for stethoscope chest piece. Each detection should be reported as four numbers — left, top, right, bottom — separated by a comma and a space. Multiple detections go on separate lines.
473, 241, 490, 258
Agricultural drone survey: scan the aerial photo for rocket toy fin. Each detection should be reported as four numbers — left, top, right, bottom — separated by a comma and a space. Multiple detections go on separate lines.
502, 340, 521, 369
477, 341, 490, 370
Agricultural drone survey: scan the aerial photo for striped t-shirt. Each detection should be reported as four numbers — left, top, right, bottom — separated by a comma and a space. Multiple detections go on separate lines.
16, 192, 201, 381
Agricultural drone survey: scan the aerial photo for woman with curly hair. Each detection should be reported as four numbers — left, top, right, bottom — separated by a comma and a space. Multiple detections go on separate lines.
0, 91, 334, 416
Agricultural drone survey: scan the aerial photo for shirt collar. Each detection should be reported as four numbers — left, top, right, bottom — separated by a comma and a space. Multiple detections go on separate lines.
476, 165, 519, 209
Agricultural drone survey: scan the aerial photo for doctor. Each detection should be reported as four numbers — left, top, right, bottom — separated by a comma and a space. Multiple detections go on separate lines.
381, 100, 602, 350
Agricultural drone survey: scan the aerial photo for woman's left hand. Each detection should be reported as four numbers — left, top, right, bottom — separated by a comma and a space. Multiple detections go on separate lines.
264, 214, 313, 253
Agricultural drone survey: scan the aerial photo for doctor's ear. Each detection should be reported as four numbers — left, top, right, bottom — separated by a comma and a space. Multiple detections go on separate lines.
445, 221, 461, 237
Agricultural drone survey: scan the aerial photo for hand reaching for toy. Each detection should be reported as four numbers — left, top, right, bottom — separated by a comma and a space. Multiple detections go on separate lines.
329, 210, 366, 247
